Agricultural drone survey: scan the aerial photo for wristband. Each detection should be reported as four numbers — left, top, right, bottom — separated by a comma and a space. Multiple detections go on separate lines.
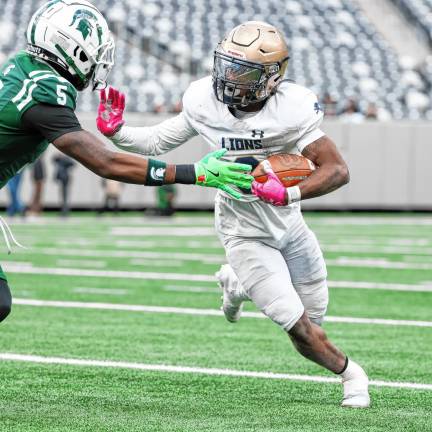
145, 159, 167, 186
174, 164, 196, 184
287, 185, 301, 204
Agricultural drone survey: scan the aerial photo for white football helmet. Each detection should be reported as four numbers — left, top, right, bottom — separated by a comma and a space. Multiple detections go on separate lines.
26, 0, 115, 91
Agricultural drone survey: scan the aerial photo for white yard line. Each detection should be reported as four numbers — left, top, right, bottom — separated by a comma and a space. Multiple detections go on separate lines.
6, 260, 432, 292
309, 217, 432, 226
3, 216, 215, 226
72, 288, 129, 296
113, 225, 431, 240
56, 259, 107, 269
24, 247, 225, 263
115, 240, 224, 249
22, 246, 432, 264
0, 353, 430, 391
3, 264, 216, 282
328, 280, 432, 292
164, 281, 432, 293
322, 244, 432, 256
111, 227, 217, 237
13, 299, 432, 327
28, 247, 226, 263
4, 264, 432, 291
163, 285, 220, 293
7, 215, 432, 226
326, 257, 432, 270
129, 259, 184, 267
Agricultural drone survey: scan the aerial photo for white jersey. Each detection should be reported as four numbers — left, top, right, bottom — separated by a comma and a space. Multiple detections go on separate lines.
112, 75, 325, 245
182, 76, 324, 203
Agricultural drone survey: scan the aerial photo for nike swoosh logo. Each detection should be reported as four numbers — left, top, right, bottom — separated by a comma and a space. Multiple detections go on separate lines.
208, 169, 220, 177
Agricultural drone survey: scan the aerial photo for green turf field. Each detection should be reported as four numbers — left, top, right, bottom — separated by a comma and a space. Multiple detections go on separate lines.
0, 212, 431, 431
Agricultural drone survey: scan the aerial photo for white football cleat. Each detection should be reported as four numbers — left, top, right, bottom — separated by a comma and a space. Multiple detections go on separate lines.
215, 264, 248, 323
340, 360, 370, 408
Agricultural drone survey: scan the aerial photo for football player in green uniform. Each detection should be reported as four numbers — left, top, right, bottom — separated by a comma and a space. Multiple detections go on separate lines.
0, 0, 253, 323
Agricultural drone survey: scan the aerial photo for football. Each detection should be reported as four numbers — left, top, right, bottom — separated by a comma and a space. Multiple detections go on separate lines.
252, 154, 316, 187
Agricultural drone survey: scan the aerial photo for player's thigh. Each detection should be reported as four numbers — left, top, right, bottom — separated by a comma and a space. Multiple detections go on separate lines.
225, 240, 304, 331
281, 227, 328, 325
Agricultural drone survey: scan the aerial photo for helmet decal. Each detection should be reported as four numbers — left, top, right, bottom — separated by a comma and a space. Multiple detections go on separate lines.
69, 9, 98, 41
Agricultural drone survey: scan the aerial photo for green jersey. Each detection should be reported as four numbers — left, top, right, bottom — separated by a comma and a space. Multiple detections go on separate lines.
0, 51, 78, 189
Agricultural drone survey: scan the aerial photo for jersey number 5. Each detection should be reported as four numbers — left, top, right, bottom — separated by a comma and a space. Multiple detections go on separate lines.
57, 85, 68, 106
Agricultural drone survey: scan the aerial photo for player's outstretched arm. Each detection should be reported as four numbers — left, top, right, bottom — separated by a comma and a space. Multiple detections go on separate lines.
53, 131, 252, 198
96, 87, 199, 156
53, 130, 168, 184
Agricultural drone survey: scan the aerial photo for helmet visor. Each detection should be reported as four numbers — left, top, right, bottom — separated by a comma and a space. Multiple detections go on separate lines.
212, 51, 269, 106
213, 53, 264, 85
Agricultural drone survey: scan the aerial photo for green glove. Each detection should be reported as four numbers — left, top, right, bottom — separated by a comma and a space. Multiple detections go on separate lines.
195, 149, 253, 199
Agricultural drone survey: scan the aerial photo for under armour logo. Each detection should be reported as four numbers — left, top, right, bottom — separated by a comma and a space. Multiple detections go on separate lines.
314, 102, 323, 114
251, 130, 264, 138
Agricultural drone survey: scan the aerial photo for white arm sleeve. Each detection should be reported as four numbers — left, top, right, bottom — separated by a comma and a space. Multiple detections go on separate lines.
110, 112, 198, 156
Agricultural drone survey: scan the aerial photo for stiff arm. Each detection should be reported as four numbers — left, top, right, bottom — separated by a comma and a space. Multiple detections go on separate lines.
53, 129, 177, 184
109, 112, 198, 156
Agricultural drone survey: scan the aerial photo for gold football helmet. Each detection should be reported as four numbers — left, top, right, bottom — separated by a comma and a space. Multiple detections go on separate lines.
213, 21, 289, 107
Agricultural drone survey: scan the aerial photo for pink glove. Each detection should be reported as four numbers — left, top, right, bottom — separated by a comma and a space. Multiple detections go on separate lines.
96, 87, 126, 137
251, 162, 287, 206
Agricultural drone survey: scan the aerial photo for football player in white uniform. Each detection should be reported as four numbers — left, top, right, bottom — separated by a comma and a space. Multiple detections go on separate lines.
97, 21, 370, 408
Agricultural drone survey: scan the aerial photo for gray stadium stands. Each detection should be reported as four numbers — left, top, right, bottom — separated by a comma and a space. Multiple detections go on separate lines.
0, 0, 431, 119
392, 0, 432, 46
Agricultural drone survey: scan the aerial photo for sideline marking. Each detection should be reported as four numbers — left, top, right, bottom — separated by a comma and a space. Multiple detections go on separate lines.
0, 353, 431, 391
13, 299, 432, 327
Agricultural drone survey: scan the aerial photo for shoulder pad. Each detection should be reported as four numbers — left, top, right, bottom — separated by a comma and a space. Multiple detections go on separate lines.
32, 73, 77, 109
13, 71, 77, 113
182, 76, 213, 121
275, 82, 323, 127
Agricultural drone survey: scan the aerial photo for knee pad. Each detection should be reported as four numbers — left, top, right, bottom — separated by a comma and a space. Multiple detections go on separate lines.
260, 293, 305, 332
0, 279, 12, 322
294, 277, 328, 326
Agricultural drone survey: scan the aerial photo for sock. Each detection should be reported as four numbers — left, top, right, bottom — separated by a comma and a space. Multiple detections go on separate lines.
339, 359, 366, 380
337, 356, 349, 375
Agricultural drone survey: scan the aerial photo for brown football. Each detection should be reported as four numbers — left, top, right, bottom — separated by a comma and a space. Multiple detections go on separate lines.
252, 154, 316, 187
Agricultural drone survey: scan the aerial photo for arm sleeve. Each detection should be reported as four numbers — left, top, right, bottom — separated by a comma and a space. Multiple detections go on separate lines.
21, 104, 82, 143
295, 93, 325, 153
110, 112, 199, 156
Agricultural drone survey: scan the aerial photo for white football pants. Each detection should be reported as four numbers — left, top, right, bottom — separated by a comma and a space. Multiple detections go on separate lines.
216, 198, 328, 331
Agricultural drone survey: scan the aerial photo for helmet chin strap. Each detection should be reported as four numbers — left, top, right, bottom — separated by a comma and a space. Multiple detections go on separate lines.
55, 44, 88, 85
28, 43, 90, 90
